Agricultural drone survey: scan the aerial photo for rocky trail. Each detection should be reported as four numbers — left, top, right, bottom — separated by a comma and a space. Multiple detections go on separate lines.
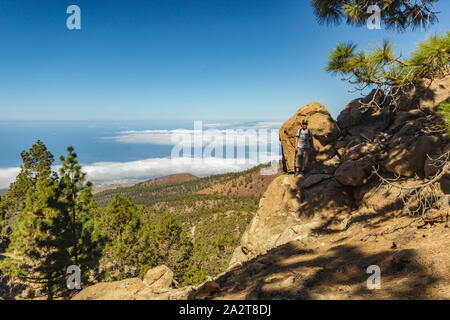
192, 190, 450, 300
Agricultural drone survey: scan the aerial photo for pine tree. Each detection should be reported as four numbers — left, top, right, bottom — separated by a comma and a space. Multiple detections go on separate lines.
1, 144, 103, 298
325, 32, 449, 99
0, 140, 56, 269
153, 212, 193, 282
99, 195, 157, 280
1, 169, 72, 299
311, 0, 439, 32
58, 146, 104, 284
0, 140, 55, 231
59, 146, 88, 266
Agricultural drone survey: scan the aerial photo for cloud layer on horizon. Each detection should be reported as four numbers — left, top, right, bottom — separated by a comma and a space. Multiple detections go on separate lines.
0, 121, 283, 189
0, 155, 280, 189
0, 167, 21, 189
102, 121, 283, 145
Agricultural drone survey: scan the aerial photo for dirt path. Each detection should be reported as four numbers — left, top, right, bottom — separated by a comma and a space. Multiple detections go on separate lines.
190, 215, 450, 300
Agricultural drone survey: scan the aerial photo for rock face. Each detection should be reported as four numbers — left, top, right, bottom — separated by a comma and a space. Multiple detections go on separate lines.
279, 102, 340, 173
337, 89, 392, 140
229, 173, 353, 266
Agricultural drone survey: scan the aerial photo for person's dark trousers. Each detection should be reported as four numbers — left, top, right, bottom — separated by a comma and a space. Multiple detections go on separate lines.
295, 148, 311, 171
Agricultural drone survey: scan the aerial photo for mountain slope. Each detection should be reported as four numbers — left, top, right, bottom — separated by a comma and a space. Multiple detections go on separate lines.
74, 76, 449, 300
139, 173, 198, 188
91, 163, 280, 286
94, 164, 278, 208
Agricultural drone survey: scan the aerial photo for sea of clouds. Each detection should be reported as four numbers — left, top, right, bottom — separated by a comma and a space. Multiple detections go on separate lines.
0, 121, 282, 189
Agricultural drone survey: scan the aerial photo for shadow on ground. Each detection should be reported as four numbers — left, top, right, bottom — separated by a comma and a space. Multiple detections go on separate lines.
189, 240, 441, 300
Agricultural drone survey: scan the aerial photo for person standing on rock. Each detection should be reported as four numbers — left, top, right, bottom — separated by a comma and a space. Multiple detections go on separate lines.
294, 119, 313, 176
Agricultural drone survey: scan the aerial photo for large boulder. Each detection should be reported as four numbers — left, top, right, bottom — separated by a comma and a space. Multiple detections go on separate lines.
338, 89, 384, 129
337, 89, 392, 139
384, 136, 442, 177
279, 102, 340, 172
334, 158, 374, 187
396, 76, 450, 113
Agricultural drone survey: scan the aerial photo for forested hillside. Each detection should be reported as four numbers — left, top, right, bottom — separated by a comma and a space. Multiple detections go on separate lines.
92, 163, 280, 285
0, 146, 278, 299
94, 164, 278, 207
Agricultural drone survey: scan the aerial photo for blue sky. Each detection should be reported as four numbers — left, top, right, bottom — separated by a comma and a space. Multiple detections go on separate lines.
0, 0, 449, 121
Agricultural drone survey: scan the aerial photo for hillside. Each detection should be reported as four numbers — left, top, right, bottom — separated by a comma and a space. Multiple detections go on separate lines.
139, 173, 198, 188
92, 163, 280, 284
94, 164, 279, 209
1, 163, 280, 299
91, 174, 199, 195
74, 75, 449, 300
93, 165, 280, 242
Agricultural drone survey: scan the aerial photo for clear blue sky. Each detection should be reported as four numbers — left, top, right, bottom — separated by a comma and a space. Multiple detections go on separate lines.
0, 0, 448, 121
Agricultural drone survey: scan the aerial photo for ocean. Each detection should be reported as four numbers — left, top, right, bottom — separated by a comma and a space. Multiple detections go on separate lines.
0, 121, 186, 167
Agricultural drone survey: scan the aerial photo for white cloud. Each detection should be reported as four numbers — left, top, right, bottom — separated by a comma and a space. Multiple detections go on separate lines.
102, 121, 283, 146
0, 155, 281, 189
0, 167, 20, 189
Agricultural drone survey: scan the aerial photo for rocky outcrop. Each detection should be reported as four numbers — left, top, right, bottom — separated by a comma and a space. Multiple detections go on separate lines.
396, 76, 450, 113
279, 102, 340, 172
190, 217, 450, 300
234, 76, 450, 267
73, 265, 194, 300
229, 173, 353, 266
337, 89, 392, 139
